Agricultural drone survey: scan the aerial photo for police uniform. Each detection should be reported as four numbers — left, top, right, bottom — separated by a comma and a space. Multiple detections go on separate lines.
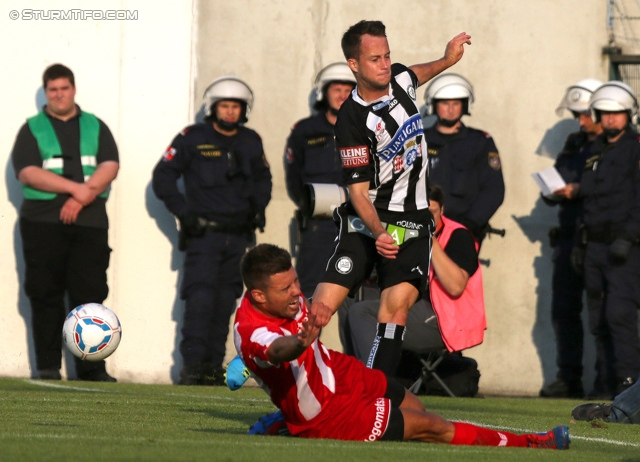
11, 106, 119, 381
284, 112, 343, 296
425, 123, 505, 242
541, 131, 593, 397
152, 121, 272, 384
580, 128, 640, 396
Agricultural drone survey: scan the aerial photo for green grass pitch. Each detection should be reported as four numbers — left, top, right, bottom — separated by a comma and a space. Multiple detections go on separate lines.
0, 377, 638, 461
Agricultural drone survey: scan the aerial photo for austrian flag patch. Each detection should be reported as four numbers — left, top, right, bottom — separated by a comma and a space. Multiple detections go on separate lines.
340, 145, 369, 168
162, 146, 176, 161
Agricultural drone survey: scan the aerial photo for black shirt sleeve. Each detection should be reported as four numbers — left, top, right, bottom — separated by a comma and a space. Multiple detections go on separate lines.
443, 228, 479, 277
97, 119, 119, 163
11, 123, 42, 177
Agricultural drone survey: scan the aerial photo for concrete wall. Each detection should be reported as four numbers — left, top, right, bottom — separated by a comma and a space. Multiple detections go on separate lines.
1, 0, 615, 395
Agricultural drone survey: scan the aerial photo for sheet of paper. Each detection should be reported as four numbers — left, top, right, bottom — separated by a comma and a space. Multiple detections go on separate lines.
531, 166, 566, 197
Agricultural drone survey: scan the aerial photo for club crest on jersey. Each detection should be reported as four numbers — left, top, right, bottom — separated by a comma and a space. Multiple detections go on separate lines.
340, 145, 369, 168
407, 85, 416, 100
335, 256, 353, 274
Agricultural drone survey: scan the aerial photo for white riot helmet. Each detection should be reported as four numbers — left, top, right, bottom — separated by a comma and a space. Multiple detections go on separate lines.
202, 76, 254, 122
314, 62, 356, 103
555, 78, 603, 117
589, 80, 638, 123
424, 73, 474, 116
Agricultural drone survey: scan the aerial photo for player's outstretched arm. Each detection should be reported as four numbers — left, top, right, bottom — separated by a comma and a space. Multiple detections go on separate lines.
409, 32, 471, 86
266, 303, 326, 364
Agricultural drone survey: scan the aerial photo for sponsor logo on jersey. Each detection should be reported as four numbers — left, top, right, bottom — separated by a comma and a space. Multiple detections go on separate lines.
394, 220, 423, 230
162, 146, 176, 161
393, 154, 403, 173
335, 256, 353, 274
365, 398, 387, 441
405, 145, 419, 167
388, 98, 399, 110
340, 145, 369, 167
377, 114, 424, 162
372, 99, 391, 111
197, 144, 216, 149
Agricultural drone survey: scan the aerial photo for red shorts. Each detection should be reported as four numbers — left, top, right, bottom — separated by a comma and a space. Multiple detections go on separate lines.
292, 358, 393, 441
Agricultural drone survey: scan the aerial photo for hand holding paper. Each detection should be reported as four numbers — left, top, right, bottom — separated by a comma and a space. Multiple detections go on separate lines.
531, 167, 567, 198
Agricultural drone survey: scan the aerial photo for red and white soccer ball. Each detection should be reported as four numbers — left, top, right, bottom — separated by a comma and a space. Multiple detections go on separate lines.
63, 303, 122, 361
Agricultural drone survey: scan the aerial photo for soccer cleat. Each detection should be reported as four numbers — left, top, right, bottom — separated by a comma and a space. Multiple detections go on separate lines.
225, 355, 251, 391
527, 425, 570, 450
247, 410, 289, 436
571, 403, 612, 422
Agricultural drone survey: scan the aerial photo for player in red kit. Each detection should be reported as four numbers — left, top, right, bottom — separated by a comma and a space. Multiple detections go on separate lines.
233, 243, 569, 448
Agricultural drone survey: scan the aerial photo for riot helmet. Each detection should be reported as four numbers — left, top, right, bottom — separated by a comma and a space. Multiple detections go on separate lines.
424, 73, 474, 116
203, 76, 254, 124
555, 78, 603, 117
314, 62, 356, 112
589, 80, 638, 124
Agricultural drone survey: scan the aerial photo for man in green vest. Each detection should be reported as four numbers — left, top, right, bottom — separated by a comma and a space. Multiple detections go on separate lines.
11, 63, 120, 382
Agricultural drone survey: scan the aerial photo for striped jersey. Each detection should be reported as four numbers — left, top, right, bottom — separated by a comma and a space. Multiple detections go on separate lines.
335, 63, 429, 213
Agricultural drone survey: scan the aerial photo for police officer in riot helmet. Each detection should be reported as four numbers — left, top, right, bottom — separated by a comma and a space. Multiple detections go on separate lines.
152, 76, 272, 385
539, 79, 603, 399
284, 63, 356, 297
561, 80, 640, 399
423, 73, 505, 244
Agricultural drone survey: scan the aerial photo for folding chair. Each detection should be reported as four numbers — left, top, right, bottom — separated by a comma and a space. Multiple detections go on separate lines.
408, 349, 456, 397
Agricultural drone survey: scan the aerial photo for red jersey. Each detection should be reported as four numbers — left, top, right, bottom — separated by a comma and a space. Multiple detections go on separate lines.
233, 293, 392, 441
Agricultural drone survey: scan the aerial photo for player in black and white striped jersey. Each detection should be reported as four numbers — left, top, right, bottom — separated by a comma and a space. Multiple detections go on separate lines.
310, 20, 471, 375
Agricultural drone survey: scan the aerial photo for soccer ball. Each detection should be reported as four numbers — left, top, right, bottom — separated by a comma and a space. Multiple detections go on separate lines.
63, 303, 122, 361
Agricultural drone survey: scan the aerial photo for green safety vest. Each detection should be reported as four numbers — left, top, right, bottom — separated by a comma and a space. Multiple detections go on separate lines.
24, 110, 108, 200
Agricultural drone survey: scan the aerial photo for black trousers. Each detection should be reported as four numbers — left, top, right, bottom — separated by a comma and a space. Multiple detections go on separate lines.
20, 219, 111, 376
584, 241, 640, 390
551, 237, 585, 383
295, 219, 338, 297
180, 231, 249, 368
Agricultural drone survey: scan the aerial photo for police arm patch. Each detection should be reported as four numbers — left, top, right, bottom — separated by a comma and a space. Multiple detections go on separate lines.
488, 152, 501, 170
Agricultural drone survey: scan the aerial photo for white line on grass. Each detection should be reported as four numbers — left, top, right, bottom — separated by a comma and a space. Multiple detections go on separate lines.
24, 380, 108, 392
22, 381, 638, 448
24, 379, 271, 404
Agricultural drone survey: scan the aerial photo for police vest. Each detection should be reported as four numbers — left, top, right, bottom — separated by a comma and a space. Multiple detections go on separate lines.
24, 111, 107, 200
429, 216, 486, 352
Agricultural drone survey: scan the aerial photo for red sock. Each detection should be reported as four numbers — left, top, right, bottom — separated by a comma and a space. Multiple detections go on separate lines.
451, 422, 529, 447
